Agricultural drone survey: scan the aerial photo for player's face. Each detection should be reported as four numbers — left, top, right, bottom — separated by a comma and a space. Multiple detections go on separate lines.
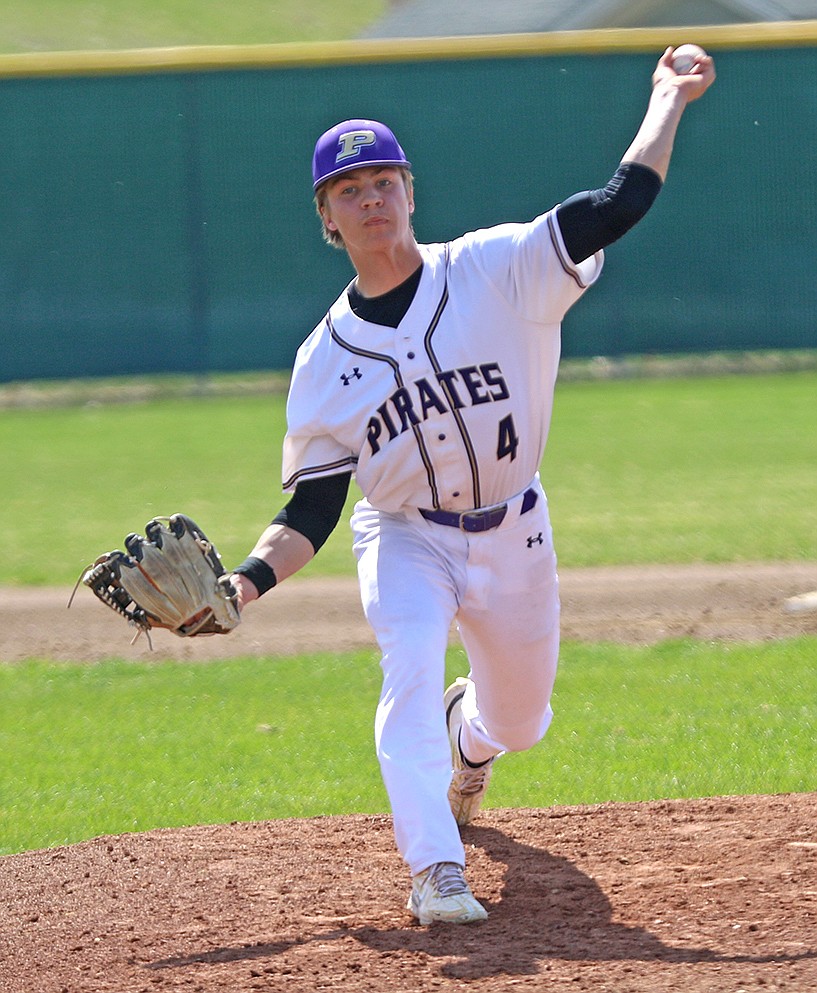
319, 167, 415, 254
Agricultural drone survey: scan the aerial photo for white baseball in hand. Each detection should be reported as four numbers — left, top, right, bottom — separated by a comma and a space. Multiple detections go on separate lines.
672, 43, 707, 75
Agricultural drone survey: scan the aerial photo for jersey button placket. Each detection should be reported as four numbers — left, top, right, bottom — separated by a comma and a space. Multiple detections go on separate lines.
396, 336, 466, 507
432, 430, 469, 508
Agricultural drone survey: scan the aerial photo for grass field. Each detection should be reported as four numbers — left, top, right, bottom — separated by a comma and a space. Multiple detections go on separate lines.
2, 638, 815, 855
0, 0, 386, 53
3, 369, 816, 586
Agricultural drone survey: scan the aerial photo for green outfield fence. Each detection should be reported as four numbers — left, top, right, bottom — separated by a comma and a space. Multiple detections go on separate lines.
1, 22, 816, 383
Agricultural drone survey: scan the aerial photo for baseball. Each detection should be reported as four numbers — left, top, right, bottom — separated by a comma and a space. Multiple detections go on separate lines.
672, 43, 707, 75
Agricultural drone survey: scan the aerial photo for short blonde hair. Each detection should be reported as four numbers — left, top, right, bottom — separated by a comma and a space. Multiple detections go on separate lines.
314, 168, 415, 250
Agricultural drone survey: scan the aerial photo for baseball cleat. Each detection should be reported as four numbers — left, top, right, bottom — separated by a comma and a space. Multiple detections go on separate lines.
444, 677, 495, 826
407, 861, 488, 924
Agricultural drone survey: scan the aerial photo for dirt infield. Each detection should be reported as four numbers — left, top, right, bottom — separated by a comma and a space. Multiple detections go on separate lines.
2, 563, 817, 992
4, 561, 817, 663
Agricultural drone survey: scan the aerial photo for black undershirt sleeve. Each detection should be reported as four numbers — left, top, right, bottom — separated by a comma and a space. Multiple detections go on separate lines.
271, 472, 351, 552
556, 162, 663, 265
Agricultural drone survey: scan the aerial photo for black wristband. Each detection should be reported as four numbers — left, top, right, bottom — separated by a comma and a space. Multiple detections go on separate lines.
232, 556, 278, 596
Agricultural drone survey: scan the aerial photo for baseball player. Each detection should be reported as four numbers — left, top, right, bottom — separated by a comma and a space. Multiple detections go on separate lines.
230, 48, 715, 925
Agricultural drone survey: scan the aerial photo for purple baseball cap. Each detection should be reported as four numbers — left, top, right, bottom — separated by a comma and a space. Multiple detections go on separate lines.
312, 119, 411, 191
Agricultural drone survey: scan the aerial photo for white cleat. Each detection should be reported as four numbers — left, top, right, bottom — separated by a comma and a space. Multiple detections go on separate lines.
444, 677, 495, 826
407, 861, 488, 924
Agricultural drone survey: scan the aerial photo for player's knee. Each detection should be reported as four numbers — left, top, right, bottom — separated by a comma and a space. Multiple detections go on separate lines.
500, 727, 546, 753
487, 707, 553, 753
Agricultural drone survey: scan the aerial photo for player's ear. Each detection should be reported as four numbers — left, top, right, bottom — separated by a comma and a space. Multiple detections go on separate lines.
319, 203, 338, 231
405, 173, 415, 215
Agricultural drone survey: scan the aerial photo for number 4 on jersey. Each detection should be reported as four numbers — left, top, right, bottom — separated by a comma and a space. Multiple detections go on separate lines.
497, 414, 519, 461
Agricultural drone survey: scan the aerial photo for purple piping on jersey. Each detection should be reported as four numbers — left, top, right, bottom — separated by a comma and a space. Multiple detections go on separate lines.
422, 245, 483, 508
547, 210, 593, 288
324, 311, 442, 508
282, 455, 358, 492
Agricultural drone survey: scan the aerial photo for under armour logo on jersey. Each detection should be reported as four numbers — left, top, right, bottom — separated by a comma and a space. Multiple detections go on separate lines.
336, 130, 376, 162
527, 533, 544, 548
340, 367, 362, 386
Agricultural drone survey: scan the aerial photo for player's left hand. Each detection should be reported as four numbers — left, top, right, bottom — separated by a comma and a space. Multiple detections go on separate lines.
71, 513, 241, 645
653, 46, 716, 103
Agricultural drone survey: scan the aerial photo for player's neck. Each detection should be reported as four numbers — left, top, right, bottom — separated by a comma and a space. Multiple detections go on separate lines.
349, 241, 423, 299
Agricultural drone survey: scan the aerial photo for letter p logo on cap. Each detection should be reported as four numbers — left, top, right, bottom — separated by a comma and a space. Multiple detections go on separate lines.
336, 130, 377, 162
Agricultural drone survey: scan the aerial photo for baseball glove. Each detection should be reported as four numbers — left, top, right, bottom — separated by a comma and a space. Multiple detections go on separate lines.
74, 513, 240, 644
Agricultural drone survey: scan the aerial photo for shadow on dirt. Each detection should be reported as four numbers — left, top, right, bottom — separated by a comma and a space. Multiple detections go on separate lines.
148, 823, 817, 981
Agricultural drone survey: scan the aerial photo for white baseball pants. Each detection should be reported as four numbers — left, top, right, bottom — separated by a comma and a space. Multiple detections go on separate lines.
351, 476, 560, 876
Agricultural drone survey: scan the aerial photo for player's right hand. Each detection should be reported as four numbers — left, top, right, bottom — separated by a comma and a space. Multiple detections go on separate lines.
653, 47, 716, 103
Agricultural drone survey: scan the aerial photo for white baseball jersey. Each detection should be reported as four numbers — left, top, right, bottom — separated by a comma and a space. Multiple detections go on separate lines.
282, 207, 603, 513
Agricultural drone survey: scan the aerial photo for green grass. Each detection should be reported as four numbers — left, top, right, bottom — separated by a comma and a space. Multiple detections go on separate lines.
0, 393, 308, 585
0, 0, 386, 53
499, 638, 817, 808
2, 639, 814, 855
0, 651, 386, 854
544, 370, 817, 565
3, 370, 816, 586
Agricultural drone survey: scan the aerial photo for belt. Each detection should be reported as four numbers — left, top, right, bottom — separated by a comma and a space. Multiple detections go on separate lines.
419, 487, 538, 533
